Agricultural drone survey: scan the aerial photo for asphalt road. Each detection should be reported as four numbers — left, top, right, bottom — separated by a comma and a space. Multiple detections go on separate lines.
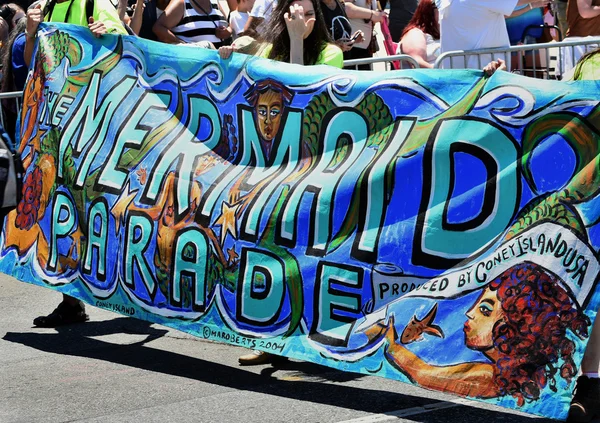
1, 273, 597, 423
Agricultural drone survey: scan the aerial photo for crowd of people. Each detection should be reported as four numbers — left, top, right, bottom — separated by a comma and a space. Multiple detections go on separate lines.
0, 0, 596, 76
0, 0, 597, 421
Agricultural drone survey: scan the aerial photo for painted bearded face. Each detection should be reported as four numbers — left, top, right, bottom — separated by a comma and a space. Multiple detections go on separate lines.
464, 287, 505, 351
256, 90, 283, 142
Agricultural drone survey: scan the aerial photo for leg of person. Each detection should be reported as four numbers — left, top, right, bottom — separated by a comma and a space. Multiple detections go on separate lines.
568, 318, 600, 422
238, 350, 288, 366
33, 294, 89, 328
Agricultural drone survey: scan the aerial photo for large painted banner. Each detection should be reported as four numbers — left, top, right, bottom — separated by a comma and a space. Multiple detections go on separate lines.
3, 23, 600, 420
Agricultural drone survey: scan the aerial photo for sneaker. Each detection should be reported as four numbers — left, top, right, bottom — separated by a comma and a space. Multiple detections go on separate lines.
568, 376, 600, 422
238, 350, 287, 366
33, 301, 89, 328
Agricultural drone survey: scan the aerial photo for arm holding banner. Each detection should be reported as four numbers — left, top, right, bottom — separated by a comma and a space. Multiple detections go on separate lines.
23, 3, 41, 67
482, 58, 506, 76
87, 16, 107, 38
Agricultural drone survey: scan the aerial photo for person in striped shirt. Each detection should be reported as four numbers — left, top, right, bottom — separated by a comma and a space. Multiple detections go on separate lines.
153, 0, 232, 47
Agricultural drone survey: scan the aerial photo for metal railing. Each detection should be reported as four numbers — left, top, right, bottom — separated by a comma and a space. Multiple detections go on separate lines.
0, 91, 23, 132
0, 91, 23, 100
343, 54, 418, 71
433, 36, 600, 79
341, 37, 600, 79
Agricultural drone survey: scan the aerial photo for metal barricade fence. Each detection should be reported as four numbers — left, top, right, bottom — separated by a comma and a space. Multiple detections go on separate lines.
0, 91, 23, 130
343, 54, 418, 71
433, 37, 600, 79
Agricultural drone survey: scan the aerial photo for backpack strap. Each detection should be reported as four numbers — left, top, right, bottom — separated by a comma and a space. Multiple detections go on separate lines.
86, 0, 94, 20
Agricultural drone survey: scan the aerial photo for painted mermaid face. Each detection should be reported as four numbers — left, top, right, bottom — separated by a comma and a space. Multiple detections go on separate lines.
256, 90, 283, 142
464, 288, 504, 351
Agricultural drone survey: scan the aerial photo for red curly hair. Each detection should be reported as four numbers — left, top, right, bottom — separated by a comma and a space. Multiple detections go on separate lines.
400, 0, 439, 41
488, 262, 590, 407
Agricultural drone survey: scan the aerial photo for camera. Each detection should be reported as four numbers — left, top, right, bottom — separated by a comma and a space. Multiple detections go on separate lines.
126, 6, 134, 16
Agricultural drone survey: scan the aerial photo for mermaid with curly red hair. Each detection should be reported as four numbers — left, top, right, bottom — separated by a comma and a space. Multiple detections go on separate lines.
365, 262, 592, 408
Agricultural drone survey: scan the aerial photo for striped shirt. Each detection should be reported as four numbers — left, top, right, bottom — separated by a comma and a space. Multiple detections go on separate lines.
172, 0, 227, 45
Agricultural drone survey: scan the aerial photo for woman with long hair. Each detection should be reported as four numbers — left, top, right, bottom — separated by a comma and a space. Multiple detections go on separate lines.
259, 0, 343, 66
219, 0, 344, 67
396, 0, 439, 68
365, 262, 591, 407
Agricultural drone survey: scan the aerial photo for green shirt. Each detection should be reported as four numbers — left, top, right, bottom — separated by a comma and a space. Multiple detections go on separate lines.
259, 42, 344, 68
569, 53, 600, 81
43, 0, 127, 35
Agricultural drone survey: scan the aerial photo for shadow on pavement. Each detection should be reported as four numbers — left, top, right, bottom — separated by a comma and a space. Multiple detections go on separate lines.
3, 318, 554, 422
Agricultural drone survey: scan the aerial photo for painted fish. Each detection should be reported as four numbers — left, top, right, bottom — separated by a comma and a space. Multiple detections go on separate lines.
400, 303, 444, 344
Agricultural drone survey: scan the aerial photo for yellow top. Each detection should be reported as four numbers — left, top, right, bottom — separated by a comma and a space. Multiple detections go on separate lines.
259, 42, 344, 68
43, 0, 127, 34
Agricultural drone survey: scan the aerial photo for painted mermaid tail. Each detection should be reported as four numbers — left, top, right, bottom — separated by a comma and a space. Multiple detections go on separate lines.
506, 107, 600, 241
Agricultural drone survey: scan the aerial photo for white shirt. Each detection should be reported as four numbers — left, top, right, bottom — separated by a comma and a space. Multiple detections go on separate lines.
438, 0, 518, 69
229, 10, 249, 38
249, 0, 277, 33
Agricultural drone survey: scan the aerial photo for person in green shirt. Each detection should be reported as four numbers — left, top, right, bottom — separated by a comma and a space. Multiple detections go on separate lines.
261, 0, 342, 66
24, 0, 127, 66
218, 0, 343, 67
23, 0, 127, 328
571, 49, 600, 81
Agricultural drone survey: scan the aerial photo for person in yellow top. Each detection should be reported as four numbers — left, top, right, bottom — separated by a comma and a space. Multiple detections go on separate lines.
219, 0, 343, 68
24, 0, 127, 66
23, 0, 126, 328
